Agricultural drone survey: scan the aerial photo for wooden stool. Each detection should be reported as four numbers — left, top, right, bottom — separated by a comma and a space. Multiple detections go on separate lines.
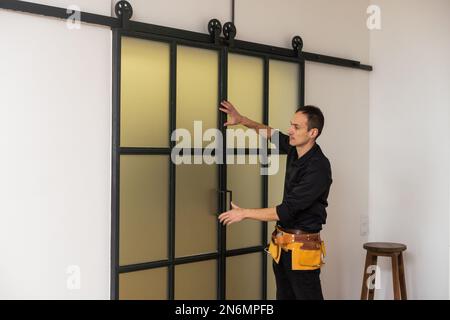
361, 242, 407, 300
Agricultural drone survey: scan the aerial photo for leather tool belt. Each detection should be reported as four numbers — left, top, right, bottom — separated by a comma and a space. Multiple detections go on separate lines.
266, 225, 326, 271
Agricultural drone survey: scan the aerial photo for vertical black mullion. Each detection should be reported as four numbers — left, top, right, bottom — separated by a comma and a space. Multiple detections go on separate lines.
300, 59, 305, 106
261, 56, 269, 300
168, 41, 177, 300
111, 28, 121, 300
218, 47, 228, 300
216, 48, 222, 300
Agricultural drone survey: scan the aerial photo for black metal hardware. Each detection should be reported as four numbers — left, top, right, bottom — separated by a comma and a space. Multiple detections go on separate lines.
292, 35, 303, 58
0, 0, 373, 70
223, 22, 237, 46
115, 1, 133, 29
208, 18, 222, 45
219, 189, 233, 212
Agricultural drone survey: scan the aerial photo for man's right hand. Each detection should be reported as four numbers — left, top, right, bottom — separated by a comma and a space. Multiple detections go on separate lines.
219, 100, 244, 126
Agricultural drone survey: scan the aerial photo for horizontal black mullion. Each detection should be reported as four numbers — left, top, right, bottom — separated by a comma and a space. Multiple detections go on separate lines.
174, 252, 220, 265
119, 147, 287, 156
229, 47, 299, 63
233, 39, 295, 59
227, 148, 287, 156
228, 47, 269, 60
120, 30, 222, 51
177, 148, 263, 156
226, 148, 262, 156
119, 252, 220, 274
225, 245, 266, 257
119, 245, 267, 273
173, 148, 287, 155
120, 147, 171, 155
174, 40, 222, 51
119, 259, 170, 273
129, 20, 212, 44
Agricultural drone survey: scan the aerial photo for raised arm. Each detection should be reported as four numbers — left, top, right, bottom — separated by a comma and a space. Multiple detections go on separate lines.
219, 100, 274, 139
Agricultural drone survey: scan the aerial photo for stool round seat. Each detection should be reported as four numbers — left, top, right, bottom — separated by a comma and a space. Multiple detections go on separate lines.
363, 242, 407, 254
361, 242, 407, 300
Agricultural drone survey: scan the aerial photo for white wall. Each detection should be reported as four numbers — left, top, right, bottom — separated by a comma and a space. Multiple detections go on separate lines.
305, 62, 369, 299
0, 1, 112, 299
369, 0, 450, 299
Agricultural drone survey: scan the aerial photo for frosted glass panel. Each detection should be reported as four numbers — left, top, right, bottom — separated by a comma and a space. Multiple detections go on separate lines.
227, 54, 263, 148
267, 250, 277, 300
267, 154, 287, 300
175, 155, 218, 257
121, 37, 170, 147
175, 260, 217, 299
120, 155, 168, 265
269, 60, 299, 132
227, 155, 262, 249
226, 253, 261, 299
177, 46, 219, 148
268, 155, 287, 208
119, 268, 167, 300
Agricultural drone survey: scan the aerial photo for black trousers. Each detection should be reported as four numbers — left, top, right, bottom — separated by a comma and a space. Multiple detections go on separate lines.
272, 249, 324, 300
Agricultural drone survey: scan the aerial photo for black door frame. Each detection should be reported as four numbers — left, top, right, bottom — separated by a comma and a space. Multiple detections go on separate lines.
112, 28, 304, 300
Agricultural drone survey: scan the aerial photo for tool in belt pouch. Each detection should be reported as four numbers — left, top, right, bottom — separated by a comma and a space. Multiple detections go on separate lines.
266, 226, 326, 271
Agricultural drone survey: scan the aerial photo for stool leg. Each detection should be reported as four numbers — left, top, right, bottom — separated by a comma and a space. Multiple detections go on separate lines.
398, 252, 407, 300
361, 252, 371, 300
367, 254, 378, 300
391, 253, 401, 300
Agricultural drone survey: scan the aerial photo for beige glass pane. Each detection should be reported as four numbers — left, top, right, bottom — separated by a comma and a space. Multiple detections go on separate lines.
267, 154, 287, 299
227, 54, 263, 149
267, 251, 277, 300
268, 154, 287, 208
120, 155, 168, 265
175, 154, 218, 257
226, 154, 262, 249
121, 37, 169, 147
119, 268, 167, 300
267, 154, 287, 257
269, 59, 299, 132
226, 253, 261, 299
176, 46, 219, 148
175, 260, 217, 299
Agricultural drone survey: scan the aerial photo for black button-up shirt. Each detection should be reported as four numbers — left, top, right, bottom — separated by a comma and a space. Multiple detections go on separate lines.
272, 131, 332, 233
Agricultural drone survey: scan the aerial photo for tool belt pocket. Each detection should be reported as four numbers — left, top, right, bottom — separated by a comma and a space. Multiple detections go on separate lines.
291, 241, 325, 271
267, 239, 281, 264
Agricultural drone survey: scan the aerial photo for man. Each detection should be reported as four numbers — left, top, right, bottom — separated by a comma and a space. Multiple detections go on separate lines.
218, 100, 332, 300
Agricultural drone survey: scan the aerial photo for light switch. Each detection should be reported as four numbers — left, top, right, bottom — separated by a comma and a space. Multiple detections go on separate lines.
360, 215, 369, 237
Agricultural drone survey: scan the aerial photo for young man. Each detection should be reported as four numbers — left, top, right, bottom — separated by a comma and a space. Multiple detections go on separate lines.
218, 100, 332, 300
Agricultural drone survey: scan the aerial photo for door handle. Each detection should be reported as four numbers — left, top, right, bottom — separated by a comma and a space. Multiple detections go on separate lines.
218, 189, 233, 211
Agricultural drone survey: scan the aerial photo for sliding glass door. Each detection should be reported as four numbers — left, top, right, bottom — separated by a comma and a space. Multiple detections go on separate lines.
112, 30, 302, 300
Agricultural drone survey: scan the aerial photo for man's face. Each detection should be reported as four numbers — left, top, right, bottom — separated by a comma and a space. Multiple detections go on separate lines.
287, 112, 317, 147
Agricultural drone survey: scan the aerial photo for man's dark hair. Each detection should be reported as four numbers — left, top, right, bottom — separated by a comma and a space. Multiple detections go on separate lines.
296, 105, 325, 139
